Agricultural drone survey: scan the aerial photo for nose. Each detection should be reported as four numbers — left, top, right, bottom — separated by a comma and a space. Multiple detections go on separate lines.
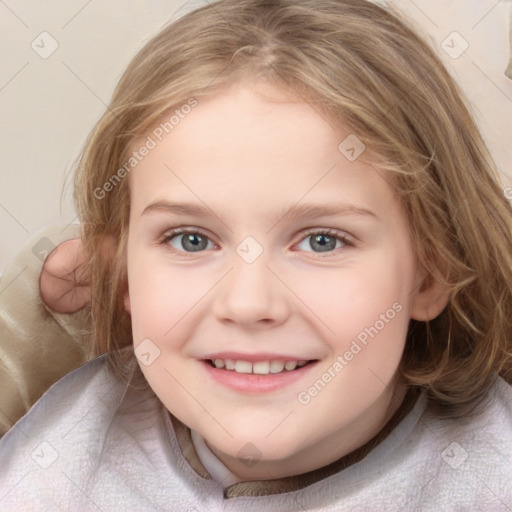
212, 254, 290, 329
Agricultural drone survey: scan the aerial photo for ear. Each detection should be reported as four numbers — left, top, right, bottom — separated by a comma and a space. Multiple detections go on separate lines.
410, 270, 450, 321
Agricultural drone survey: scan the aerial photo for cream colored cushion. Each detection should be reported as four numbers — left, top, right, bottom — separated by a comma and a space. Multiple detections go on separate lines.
0, 224, 93, 436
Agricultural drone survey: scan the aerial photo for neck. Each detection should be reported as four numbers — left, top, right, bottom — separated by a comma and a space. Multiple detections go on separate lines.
206, 380, 409, 482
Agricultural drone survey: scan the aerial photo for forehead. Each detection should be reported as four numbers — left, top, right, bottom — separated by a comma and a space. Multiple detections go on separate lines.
127, 82, 399, 223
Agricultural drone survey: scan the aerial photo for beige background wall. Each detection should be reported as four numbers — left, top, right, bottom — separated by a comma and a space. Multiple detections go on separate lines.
1, 0, 511, 274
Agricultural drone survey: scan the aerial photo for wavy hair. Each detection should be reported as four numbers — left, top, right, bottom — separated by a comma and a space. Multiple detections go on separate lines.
73, 0, 512, 419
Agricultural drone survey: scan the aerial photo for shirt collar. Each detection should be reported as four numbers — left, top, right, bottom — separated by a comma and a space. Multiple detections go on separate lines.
168, 385, 424, 498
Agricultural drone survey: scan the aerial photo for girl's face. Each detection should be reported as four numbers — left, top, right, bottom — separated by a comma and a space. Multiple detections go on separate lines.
124, 81, 441, 480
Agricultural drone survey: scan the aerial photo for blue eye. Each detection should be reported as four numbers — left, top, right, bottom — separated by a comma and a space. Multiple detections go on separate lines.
160, 227, 352, 255
162, 228, 215, 253
297, 229, 350, 253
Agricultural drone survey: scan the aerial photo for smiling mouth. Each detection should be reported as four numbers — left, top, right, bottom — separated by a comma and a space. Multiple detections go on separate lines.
203, 358, 318, 375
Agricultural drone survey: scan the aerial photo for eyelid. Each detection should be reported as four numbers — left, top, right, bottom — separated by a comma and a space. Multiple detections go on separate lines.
159, 225, 355, 256
160, 226, 219, 250
298, 227, 355, 245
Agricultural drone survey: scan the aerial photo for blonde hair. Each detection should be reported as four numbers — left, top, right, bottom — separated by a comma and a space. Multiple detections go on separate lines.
74, 0, 512, 419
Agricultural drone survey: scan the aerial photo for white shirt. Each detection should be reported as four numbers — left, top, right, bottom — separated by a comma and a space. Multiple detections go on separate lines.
0, 353, 511, 511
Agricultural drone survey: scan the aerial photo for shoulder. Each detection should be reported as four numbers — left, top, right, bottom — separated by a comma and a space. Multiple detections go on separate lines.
0, 352, 151, 506
428, 376, 512, 447
0, 353, 125, 454
0, 350, 197, 509
409, 376, 512, 507
489, 374, 512, 416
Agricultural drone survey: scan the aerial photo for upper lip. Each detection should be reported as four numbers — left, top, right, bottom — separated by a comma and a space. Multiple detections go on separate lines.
201, 352, 318, 363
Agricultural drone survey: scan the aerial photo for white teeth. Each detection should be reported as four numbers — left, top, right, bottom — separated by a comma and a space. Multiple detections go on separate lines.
270, 361, 285, 373
209, 358, 312, 375
234, 360, 252, 373
253, 361, 270, 374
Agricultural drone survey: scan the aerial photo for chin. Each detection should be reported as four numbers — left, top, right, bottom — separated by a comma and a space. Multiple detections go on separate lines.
212, 432, 304, 463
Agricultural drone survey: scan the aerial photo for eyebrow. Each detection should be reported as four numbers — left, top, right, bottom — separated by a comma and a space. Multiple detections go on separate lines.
141, 200, 377, 224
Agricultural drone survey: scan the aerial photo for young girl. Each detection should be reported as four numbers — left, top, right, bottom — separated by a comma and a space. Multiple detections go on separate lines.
1, 0, 511, 509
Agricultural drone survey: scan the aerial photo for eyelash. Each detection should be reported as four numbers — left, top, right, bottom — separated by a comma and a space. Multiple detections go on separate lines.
159, 227, 354, 257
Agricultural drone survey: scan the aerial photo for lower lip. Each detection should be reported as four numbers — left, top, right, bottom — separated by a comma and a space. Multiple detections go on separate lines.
200, 360, 318, 393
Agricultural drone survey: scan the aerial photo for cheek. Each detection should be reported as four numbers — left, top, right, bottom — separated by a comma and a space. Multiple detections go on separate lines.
296, 261, 412, 337
289, 248, 415, 384
127, 254, 212, 342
